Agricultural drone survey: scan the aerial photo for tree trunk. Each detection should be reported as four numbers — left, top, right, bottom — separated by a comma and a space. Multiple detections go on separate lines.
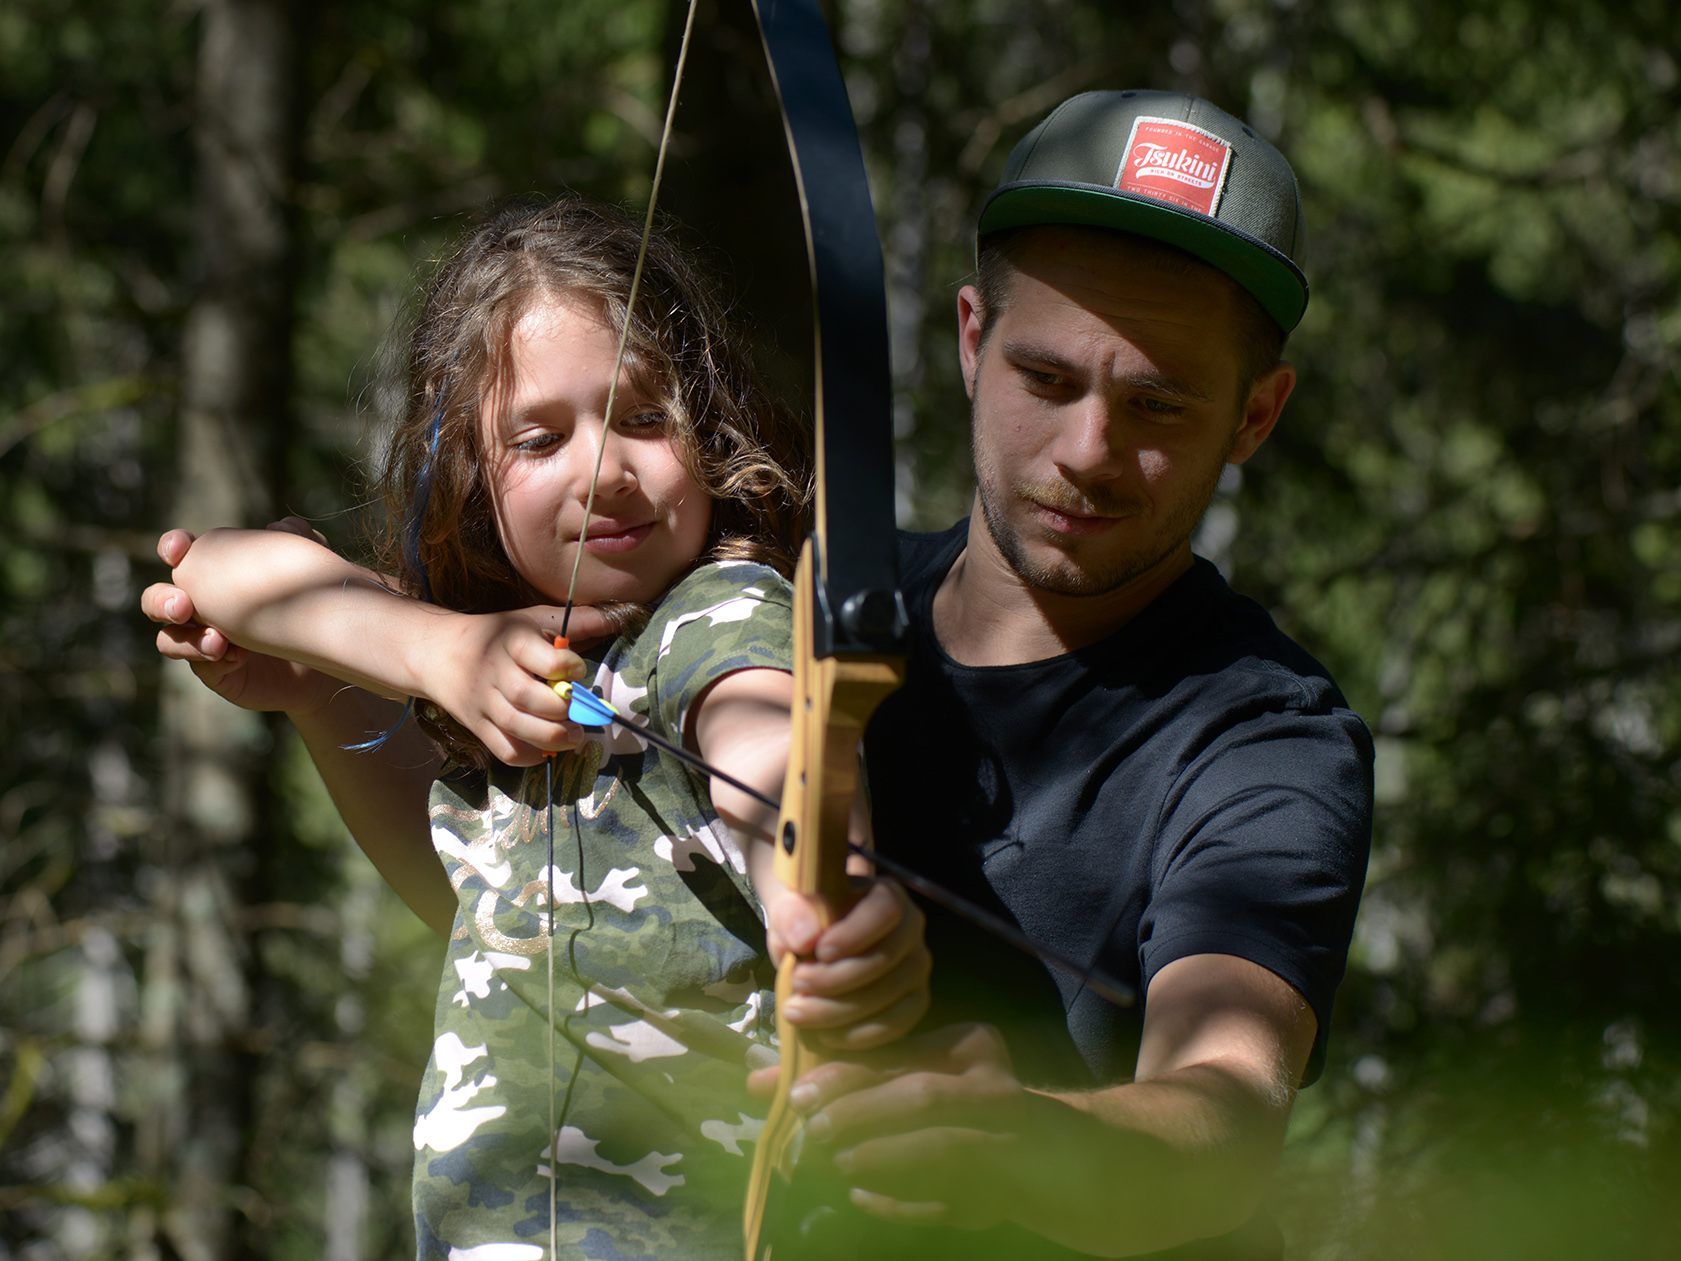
140, 1, 299, 1256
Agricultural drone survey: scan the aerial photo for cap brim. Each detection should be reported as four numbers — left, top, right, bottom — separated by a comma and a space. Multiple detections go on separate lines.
979, 183, 1308, 332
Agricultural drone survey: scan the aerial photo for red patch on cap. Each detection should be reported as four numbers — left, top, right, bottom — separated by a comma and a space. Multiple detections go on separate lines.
1115, 117, 1232, 217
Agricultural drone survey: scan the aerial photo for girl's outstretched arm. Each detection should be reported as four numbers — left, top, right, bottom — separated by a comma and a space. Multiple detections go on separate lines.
166, 527, 600, 759
690, 668, 930, 1051
155, 526, 594, 934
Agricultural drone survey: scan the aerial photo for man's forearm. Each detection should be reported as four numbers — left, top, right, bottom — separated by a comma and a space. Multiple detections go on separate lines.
1008, 1064, 1291, 1257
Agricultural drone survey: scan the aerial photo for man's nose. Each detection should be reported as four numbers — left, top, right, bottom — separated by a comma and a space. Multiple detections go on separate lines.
1050, 395, 1127, 479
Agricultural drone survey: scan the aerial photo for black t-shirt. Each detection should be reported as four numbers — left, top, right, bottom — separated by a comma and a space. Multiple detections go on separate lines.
830, 524, 1372, 1260
868, 523, 1373, 1091
823, 524, 1364, 1261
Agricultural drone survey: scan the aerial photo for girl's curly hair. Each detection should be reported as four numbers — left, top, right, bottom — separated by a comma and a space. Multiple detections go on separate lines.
369, 194, 812, 766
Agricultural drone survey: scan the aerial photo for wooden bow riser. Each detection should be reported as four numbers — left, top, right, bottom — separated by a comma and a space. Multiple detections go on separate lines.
743, 540, 903, 1258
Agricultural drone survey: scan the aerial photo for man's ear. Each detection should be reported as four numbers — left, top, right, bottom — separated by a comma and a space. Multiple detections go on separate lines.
1228, 361, 1296, 465
956, 284, 985, 400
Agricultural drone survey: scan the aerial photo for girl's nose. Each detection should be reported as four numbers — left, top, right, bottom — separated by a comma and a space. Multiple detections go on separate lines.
581, 424, 637, 494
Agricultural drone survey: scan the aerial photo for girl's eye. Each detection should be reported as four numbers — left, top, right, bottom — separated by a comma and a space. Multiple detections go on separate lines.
513, 431, 564, 454
620, 408, 669, 433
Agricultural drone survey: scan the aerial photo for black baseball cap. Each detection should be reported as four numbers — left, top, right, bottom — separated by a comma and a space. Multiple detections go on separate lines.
978, 90, 1309, 332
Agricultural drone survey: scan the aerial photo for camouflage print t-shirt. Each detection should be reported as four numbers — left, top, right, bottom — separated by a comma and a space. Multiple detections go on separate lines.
412, 561, 791, 1261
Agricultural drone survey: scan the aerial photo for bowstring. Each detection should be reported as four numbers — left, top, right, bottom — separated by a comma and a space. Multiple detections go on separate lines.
547, 5, 700, 1257
545, 757, 557, 1259
557, 0, 700, 640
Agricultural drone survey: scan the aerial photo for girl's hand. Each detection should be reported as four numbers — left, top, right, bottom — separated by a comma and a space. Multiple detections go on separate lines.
694, 666, 930, 1053
145, 523, 338, 715
423, 611, 594, 766
764, 876, 932, 1053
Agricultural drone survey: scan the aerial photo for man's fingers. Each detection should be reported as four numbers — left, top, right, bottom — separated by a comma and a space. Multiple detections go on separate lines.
788, 1059, 882, 1116
846, 1188, 953, 1227
834, 1127, 1011, 1226
792, 1023, 1018, 1129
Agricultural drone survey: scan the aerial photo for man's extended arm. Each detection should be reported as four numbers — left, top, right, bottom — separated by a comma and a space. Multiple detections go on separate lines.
785, 951, 1314, 1257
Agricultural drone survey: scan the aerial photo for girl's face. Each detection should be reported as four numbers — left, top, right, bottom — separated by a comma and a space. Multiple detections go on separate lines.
481, 294, 712, 607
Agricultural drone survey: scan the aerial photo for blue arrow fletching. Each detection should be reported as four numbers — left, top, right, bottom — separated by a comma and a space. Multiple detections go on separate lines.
561, 684, 615, 728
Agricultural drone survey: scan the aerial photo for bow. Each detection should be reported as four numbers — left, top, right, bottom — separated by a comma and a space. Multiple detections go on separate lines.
537, 3, 903, 1254
732, 2, 907, 1254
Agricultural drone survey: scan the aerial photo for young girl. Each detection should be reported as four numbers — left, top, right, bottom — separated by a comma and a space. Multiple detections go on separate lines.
147, 195, 926, 1260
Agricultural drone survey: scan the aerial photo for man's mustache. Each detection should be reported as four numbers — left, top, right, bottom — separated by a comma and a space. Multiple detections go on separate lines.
1015, 481, 1143, 518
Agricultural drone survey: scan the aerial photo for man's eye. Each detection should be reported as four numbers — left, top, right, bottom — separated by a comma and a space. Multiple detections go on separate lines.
1021, 367, 1064, 389
1138, 397, 1185, 417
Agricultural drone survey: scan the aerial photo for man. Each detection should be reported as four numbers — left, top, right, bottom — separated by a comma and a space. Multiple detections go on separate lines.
779, 91, 1372, 1259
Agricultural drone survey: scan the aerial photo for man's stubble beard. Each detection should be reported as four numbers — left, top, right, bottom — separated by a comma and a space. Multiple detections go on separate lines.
970, 382, 1235, 600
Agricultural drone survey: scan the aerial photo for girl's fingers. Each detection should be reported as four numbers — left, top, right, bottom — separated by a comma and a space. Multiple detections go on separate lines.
513, 637, 588, 687
796, 898, 927, 997
188, 652, 246, 688
477, 688, 589, 759
784, 946, 931, 1033
530, 604, 617, 648
763, 886, 822, 962
808, 987, 931, 1053
814, 880, 922, 963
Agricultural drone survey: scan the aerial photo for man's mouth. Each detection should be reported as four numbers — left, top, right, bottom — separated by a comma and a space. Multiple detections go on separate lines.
1025, 498, 1131, 537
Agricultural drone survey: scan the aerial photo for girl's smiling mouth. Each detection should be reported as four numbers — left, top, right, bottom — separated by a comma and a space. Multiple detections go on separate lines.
581, 521, 654, 553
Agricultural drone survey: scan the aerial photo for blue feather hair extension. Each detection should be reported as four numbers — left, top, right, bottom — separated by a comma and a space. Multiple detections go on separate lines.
403, 387, 448, 604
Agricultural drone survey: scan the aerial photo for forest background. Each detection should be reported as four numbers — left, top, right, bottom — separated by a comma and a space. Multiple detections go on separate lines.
2, 0, 1677, 1257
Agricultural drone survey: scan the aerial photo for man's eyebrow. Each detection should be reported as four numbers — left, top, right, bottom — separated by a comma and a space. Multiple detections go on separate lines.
1000, 339, 1214, 402
1119, 370, 1214, 403
1000, 339, 1082, 378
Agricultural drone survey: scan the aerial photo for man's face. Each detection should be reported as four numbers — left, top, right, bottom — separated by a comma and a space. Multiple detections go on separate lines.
958, 228, 1292, 599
